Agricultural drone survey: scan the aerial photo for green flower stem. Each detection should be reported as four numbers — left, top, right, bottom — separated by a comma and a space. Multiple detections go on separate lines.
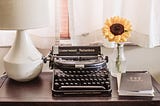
116, 43, 121, 73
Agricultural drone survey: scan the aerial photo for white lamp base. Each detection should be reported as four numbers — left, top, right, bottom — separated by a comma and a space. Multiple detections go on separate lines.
3, 30, 43, 82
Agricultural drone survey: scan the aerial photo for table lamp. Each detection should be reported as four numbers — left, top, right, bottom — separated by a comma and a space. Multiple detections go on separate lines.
0, 0, 49, 81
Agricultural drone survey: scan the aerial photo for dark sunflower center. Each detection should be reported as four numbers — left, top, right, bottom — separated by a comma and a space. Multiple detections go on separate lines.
110, 23, 124, 35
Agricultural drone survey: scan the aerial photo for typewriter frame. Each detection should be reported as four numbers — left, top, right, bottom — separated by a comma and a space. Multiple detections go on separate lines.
43, 46, 112, 96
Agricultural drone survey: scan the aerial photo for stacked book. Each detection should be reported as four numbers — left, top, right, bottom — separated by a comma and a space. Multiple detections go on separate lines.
118, 71, 154, 97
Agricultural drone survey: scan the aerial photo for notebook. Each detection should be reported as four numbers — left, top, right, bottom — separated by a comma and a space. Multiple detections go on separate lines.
118, 71, 154, 96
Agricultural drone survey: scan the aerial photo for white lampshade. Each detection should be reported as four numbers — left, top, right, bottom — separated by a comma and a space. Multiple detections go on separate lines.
0, 0, 49, 81
0, 0, 49, 29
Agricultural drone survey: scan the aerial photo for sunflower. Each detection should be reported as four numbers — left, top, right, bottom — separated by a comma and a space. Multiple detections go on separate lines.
102, 16, 132, 43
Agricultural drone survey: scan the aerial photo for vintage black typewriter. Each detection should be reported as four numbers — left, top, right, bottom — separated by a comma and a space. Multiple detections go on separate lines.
43, 46, 112, 96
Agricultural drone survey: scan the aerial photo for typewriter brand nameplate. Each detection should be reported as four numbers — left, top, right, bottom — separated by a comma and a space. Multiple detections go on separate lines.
57, 46, 101, 56
75, 64, 85, 68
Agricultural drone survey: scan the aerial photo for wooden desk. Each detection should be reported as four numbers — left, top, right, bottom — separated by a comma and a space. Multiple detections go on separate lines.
0, 72, 160, 106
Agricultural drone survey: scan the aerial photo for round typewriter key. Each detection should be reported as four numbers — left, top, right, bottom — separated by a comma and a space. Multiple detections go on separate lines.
83, 75, 87, 77
93, 78, 98, 81
76, 78, 80, 81
57, 74, 62, 78
105, 81, 110, 85
101, 81, 105, 85
74, 82, 78, 85
72, 71, 76, 74
100, 74, 105, 77
66, 74, 70, 77
75, 75, 79, 78
61, 82, 64, 86
61, 74, 65, 78
81, 70, 85, 74
64, 71, 68, 73
103, 70, 108, 74
65, 82, 69, 85
87, 82, 91, 85
70, 75, 74, 77
85, 78, 89, 81
81, 78, 85, 81
92, 74, 96, 77
88, 74, 92, 77
83, 82, 87, 85
96, 82, 100, 85
62, 78, 67, 82
92, 82, 96, 85
69, 71, 72, 74
98, 78, 103, 81
58, 79, 62, 82
86, 71, 90, 74
70, 82, 74, 85
96, 74, 100, 77
71, 78, 76, 81
89, 78, 93, 81
54, 82, 59, 86
54, 79, 58, 82
79, 75, 83, 77
68, 78, 71, 81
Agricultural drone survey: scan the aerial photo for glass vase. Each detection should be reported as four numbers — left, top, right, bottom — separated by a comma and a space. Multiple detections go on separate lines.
110, 43, 126, 77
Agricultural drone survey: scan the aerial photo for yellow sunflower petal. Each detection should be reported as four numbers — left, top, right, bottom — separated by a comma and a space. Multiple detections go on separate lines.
106, 19, 113, 27
114, 36, 121, 43
121, 36, 127, 42
113, 16, 118, 23
108, 39, 114, 42
120, 18, 126, 25
125, 24, 131, 30
108, 34, 114, 39
124, 32, 130, 37
124, 20, 130, 27
106, 21, 112, 27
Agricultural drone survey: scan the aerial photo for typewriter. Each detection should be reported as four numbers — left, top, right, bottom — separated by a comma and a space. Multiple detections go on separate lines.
43, 46, 112, 96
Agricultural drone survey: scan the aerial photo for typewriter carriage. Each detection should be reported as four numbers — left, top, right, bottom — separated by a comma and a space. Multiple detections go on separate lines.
42, 46, 109, 70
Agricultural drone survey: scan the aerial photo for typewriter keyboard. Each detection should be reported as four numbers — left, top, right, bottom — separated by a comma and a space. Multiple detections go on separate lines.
52, 68, 112, 96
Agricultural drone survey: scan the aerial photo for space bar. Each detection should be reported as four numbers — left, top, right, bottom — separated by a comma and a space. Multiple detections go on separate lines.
60, 86, 105, 90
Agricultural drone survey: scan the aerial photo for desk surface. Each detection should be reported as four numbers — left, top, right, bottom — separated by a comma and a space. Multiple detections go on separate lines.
0, 72, 160, 106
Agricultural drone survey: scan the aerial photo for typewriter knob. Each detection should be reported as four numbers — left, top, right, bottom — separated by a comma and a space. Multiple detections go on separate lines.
42, 56, 47, 63
105, 56, 108, 63
49, 61, 54, 69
